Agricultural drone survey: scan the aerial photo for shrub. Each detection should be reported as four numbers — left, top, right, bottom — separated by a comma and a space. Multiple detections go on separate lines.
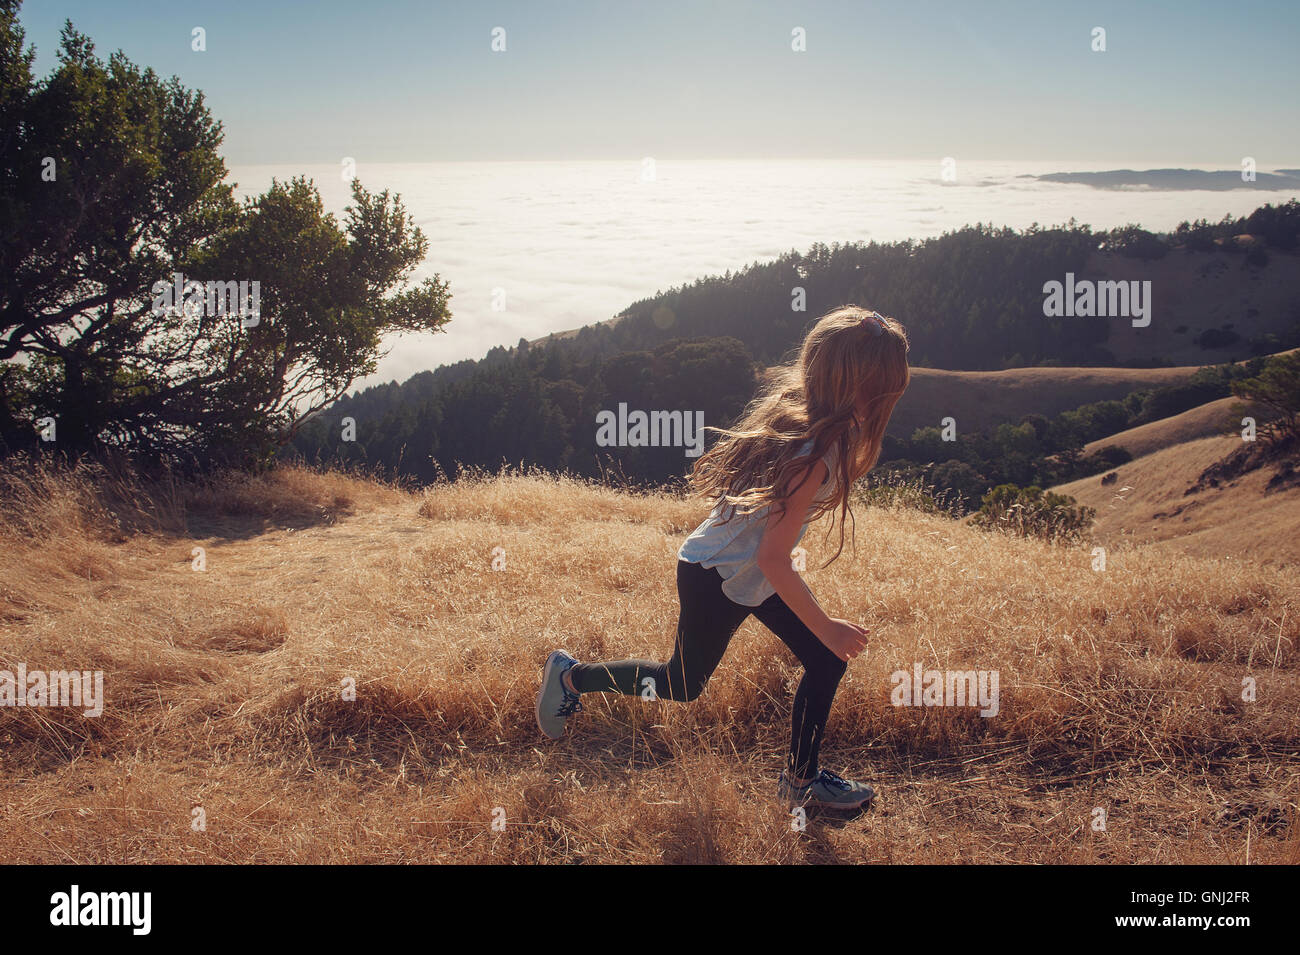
971, 484, 1095, 542
856, 468, 963, 517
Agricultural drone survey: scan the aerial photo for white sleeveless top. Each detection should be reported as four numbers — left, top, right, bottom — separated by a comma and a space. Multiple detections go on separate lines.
677, 439, 841, 607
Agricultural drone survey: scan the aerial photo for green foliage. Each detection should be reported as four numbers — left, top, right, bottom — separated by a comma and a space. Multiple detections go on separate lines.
1099, 224, 1168, 260
855, 468, 963, 517
971, 484, 1095, 542
1244, 201, 1300, 251
0, 6, 450, 466
1231, 351, 1300, 442
292, 335, 758, 486
1054, 399, 1130, 446
926, 459, 987, 511
1172, 200, 1300, 253
606, 221, 1115, 371
874, 363, 1258, 508
1131, 363, 1261, 424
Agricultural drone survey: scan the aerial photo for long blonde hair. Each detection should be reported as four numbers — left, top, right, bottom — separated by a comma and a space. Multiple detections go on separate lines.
689, 305, 911, 563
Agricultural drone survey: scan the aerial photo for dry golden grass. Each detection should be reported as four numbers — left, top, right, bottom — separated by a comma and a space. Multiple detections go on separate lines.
1057, 432, 1300, 566
0, 459, 1296, 864
883, 363, 1213, 439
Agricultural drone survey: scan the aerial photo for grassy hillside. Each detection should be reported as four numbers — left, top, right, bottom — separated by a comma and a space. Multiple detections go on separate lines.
1, 462, 1296, 863
1081, 397, 1240, 459
1087, 248, 1300, 366
1056, 431, 1300, 566
293, 209, 1300, 487
884, 362, 1211, 438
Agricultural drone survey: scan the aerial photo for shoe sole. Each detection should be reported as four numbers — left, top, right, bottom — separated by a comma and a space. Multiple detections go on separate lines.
807, 790, 875, 811
782, 785, 876, 811
535, 651, 569, 740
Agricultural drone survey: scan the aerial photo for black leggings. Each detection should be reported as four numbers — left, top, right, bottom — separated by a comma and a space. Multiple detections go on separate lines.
568, 559, 848, 781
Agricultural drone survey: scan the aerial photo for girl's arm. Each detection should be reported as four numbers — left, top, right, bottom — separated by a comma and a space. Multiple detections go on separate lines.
755, 460, 869, 662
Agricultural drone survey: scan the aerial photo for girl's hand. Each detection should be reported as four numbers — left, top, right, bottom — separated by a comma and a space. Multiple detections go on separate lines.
819, 618, 869, 662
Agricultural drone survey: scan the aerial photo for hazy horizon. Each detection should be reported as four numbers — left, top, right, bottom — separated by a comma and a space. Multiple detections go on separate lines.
222, 158, 1300, 391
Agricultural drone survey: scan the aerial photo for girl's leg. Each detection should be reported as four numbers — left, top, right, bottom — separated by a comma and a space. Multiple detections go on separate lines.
568, 560, 751, 702
750, 594, 849, 783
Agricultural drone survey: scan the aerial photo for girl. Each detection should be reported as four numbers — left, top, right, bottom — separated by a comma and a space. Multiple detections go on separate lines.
536, 305, 910, 810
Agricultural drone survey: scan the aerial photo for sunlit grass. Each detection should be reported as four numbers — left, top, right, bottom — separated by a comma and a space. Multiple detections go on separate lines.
0, 458, 1296, 863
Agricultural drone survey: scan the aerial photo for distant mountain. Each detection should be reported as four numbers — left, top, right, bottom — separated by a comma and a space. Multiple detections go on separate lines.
1037, 168, 1300, 191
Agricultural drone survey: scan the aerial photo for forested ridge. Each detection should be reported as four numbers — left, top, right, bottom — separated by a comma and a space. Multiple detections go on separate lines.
289, 203, 1300, 492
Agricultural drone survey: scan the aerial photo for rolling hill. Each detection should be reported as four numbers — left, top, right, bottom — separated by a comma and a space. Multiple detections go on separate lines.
1080, 247, 1300, 366
536, 245, 1300, 369
1081, 397, 1240, 459
1, 462, 1296, 863
1055, 426, 1300, 566
884, 362, 1214, 438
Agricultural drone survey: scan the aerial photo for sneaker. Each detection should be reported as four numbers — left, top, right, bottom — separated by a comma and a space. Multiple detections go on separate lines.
536, 650, 583, 739
778, 768, 875, 810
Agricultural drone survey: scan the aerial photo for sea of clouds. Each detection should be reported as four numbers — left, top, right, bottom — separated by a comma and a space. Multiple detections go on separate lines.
228, 159, 1298, 390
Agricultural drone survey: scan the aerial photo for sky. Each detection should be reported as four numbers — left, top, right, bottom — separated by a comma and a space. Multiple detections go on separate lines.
18, 0, 1300, 165
15, 1, 1300, 387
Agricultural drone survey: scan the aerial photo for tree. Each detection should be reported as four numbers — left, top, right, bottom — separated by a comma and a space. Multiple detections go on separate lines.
0, 5, 450, 465
1099, 224, 1168, 260
1231, 351, 1300, 443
